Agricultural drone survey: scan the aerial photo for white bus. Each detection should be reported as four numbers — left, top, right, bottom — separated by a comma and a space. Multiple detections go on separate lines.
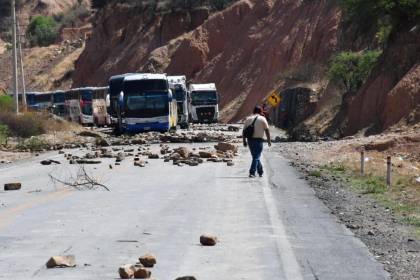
118, 73, 177, 133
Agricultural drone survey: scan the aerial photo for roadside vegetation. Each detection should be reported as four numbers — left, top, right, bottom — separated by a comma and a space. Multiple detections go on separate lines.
328, 50, 382, 94
339, 0, 420, 47
0, 94, 75, 151
315, 162, 420, 237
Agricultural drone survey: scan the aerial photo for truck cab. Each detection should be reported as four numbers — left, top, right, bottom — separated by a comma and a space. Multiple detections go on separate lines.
188, 83, 219, 123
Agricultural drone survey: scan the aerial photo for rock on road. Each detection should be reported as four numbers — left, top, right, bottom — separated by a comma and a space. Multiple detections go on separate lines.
0, 141, 389, 279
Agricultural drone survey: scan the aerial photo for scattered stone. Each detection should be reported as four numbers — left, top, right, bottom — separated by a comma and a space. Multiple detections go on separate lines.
227, 161, 234, 166
134, 267, 152, 279
170, 153, 181, 160
58, 150, 65, 154
138, 254, 157, 268
40, 159, 61, 165
118, 264, 136, 279
148, 154, 160, 159
96, 136, 111, 147
4, 183, 21, 191
134, 161, 146, 167
228, 125, 240, 132
174, 147, 190, 158
199, 151, 214, 158
116, 153, 125, 162
46, 255, 76, 268
200, 234, 218, 246
214, 142, 237, 153
76, 160, 102, 164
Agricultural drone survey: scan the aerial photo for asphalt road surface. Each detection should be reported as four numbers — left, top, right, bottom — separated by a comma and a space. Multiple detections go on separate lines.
0, 141, 390, 279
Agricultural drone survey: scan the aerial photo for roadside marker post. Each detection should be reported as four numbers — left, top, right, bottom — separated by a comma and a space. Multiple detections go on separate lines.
360, 147, 365, 176
386, 156, 392, 188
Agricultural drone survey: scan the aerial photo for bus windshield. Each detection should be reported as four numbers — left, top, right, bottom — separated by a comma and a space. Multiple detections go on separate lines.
191, 91, 218, 105
53, 92, 65, 103
125, 79, 168, 93
124, 92, 169, 118
80, 90, 93, 101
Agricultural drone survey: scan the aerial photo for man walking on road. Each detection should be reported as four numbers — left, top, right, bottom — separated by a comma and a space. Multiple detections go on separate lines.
243, 106, 271, 178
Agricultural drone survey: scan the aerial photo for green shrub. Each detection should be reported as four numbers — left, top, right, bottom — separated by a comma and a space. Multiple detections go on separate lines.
329, 50, 382, 94
339, 0, 420, 45
0, 112, 45, 138
0, 94, 13, 112
16, 137, 49, 151
27, 16, 58, 47
309, 170, 322, 177
0, 124, 9, 145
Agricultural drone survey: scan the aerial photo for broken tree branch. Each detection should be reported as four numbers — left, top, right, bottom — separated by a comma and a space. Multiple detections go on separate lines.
49, 164, 110, 191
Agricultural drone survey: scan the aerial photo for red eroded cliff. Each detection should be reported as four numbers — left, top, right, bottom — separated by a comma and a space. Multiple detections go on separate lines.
72, 4, 210, 87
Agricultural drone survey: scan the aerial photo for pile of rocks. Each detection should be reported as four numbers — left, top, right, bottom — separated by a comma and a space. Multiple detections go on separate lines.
94, 130, 238, 147
161, 142, 238, 167
118, 253, 157, 279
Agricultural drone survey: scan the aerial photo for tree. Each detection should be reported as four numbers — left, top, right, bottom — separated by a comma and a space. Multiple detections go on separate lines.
27, 16, 58, 47
329, 50, 382, 94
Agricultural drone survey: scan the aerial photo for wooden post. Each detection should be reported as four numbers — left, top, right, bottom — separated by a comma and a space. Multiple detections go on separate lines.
386, 156, 392, 188
360, 147, 365, 176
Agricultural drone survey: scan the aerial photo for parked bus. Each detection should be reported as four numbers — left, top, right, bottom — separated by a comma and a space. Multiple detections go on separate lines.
52, 90, 66, 117
92, 87, 110, 126
188, 83, 219, 123
168, 75, 189, 129
25, 92, 37, 110
108, 73, 134, 125
79, 88, 94, 125
15, 92, 38, 110
33, 92, 53, 111
65, 89, 82, 123
118, 73, 177, 133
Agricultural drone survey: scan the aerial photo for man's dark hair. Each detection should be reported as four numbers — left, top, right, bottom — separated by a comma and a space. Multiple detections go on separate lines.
253, 106, 262, 114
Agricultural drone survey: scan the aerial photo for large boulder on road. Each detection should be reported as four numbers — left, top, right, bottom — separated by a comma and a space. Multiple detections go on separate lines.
46, 255, 76, 268
138, 253, 156, 267
215, 142, 237, 153
118, 264, 136, 279
200, 234, 218, 246
4, 183, 21, 191
134, 267, 152, 278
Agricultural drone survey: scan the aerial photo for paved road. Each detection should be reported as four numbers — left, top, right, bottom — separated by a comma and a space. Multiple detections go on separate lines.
0, 140, 389, 279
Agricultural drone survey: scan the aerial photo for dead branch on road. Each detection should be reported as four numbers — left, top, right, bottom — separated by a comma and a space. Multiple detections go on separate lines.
49, 165, 110, 191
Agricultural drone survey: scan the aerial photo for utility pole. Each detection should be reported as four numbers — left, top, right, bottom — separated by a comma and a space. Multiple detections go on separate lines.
11, 0, 19, 114
17, 19, 26, 111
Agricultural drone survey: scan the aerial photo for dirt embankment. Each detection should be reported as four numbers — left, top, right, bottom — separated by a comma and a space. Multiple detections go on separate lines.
343, 28, 420, 136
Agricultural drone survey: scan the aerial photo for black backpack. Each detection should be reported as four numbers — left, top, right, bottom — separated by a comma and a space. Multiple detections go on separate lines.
243, 116, 259, 139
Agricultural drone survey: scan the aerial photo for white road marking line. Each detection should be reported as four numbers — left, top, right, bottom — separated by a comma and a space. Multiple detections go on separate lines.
262, 177, 304, 280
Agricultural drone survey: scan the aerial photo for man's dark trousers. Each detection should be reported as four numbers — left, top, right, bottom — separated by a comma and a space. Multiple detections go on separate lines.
248, 138, 264, 176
